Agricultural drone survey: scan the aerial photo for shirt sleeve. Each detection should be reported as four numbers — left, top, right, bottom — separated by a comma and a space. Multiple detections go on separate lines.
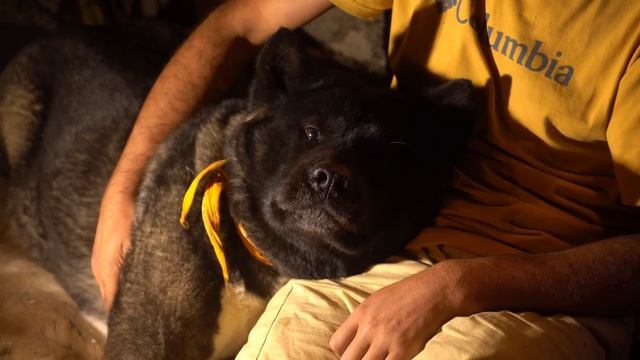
607, 50, 640, 206
330, 0, 392, 19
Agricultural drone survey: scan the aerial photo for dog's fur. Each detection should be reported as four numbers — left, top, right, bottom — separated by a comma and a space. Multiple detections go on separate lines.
0, 27, 473, 359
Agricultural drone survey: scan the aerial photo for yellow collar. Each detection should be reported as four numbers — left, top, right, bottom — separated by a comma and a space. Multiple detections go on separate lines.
180, 160, 272, 282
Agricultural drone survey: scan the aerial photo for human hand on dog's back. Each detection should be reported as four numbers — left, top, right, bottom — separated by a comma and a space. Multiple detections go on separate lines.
329, 260, 471, 360
91, 0, 333, 310
92, 187, 135, 310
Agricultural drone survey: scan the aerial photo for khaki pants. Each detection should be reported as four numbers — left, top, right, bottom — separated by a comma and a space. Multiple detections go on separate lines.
237, 257, 634, 359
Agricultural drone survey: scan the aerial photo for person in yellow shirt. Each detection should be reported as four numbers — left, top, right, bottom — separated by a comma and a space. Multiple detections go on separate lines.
92, 0, 640, 358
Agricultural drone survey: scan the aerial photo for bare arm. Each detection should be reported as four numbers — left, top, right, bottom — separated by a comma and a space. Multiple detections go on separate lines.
454, 235, 640, 316
93, 0, 333, 309
102, 0, 334, 203
331, 235, 640, 359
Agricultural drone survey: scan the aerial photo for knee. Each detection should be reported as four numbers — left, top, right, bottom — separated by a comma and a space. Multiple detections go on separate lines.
237, 279, 354, 359
417, 311, 605, 360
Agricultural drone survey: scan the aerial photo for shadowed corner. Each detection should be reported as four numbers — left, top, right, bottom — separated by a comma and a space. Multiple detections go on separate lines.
0, 177, 106, 359
0, 145, 8, 178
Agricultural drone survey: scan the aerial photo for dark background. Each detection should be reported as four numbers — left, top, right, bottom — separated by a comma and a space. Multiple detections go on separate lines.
0, 0, 389, 73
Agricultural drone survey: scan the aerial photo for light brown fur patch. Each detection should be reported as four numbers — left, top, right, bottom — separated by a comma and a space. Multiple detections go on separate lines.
0, 179, 105, 359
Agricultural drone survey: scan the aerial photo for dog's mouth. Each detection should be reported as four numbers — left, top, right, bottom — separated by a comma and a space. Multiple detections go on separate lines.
271, 196, 359, 233
321, 201, 358, 233
266, 183, 371, 254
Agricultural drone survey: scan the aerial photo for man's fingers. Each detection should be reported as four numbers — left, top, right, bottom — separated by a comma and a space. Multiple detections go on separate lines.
384, 352, 405, 360
330, 319, 359, 357
339, 332, 370, 360
92, 257, 109, 307
102, 288, 114, 311
361, 343, 388, 360
96, 256, 123, 311
92, 233, 129, 311
97, 280, 106, 303
101, 267, 120, 310
120, 236, 132, 254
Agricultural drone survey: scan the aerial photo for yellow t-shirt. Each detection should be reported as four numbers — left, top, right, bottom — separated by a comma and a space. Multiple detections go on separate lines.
332, 0, 640, 255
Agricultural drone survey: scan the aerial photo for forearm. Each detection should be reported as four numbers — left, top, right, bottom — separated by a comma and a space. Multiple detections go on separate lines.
105, 3, 258, 200
443, 235, 640, 317
106, 0, 333, 200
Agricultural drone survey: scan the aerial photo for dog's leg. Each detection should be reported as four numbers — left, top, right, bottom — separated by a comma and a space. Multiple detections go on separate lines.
0, 43, 44, 173
105, 205, 222, 359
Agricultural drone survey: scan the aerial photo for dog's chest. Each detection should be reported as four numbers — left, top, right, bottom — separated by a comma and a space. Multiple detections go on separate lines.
210, 283, 269, 359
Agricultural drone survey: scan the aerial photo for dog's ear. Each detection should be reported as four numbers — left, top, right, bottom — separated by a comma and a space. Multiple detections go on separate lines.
425, 78, 475, 138
410, 79, 476, 169
425, 78, 475, 112
249, 28, 323, 105
424, 79, 475, 112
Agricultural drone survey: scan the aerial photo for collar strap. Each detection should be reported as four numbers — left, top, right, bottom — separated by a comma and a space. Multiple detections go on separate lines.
180, 160, 272, 283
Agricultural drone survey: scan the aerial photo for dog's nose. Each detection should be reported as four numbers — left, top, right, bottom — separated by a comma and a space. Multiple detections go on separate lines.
309, 165, 351, 196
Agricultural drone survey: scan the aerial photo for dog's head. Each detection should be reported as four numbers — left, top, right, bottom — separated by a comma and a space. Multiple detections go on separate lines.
223, 29, 473, 278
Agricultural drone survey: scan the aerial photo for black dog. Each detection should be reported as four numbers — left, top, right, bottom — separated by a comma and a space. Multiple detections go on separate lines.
0, 27, 473, 359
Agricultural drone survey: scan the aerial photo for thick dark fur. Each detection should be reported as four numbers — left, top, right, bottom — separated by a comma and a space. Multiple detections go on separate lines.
0, 27, 473, 359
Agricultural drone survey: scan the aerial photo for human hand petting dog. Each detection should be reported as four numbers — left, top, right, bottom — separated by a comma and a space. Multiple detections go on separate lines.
92, 188, 134, 311
330, 262, 473, 360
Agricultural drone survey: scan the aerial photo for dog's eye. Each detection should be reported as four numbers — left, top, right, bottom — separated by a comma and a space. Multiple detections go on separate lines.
304, 126, 319, 142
